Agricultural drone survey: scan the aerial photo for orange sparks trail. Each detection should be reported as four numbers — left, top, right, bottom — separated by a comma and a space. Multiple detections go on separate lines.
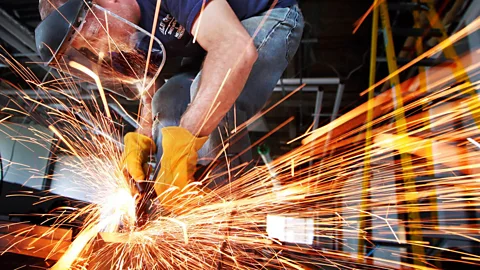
353, 0, 384, 34
49, 125, 80, 158
69, 61, 111, 119
0, 6, 480, 270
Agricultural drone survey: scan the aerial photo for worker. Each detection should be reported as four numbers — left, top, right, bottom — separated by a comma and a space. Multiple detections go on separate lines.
36, 0, 304, 203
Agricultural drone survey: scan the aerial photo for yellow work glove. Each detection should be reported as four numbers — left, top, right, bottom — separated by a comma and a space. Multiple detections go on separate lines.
122, 132, 156, 181
154, 127, 208, 204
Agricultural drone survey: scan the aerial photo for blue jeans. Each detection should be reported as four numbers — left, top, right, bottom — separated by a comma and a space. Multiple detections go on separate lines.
152, 5, 304, 185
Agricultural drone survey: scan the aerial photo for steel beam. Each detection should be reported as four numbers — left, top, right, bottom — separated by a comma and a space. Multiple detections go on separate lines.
0, 8, 58, 78
0, 8, 36, 51
273, 86, 319, 92
313, 89, 324, 130
0, 89, 94, 100
330, 83, 345, 121
278, 77, 340, 86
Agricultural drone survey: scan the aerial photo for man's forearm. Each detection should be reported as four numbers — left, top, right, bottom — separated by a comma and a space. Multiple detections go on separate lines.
137, 83, 158, 137
137, 97, 153, 137
180, 42, 257, 137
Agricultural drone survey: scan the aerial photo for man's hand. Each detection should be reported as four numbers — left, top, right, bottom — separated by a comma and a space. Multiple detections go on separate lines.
122, 81, 157, 180
122, 132, 156, 181
154, 127, 208, 204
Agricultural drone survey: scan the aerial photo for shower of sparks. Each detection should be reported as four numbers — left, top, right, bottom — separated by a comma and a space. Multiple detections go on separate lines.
0, 11, 479, 270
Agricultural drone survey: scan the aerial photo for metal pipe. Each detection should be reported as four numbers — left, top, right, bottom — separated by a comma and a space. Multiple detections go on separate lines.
1, 90, 95, 100
0, 28, 40, 61
0, 9, 60, 79
0, 28, 59, 78
313, 89, 324, 130
309, 89, 324, 181
1, 89, 77, 96
273, 86, 319, 92
277, 77, 340, 86
330, 83, 345, 122
12, 53, 39, 57
0, 9, 36, 52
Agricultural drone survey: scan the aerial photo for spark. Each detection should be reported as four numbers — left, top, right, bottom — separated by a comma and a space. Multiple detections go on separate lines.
467, 137, 480, 149
353, 0, 384, 34
49, 125, 80, 157
69, 61, 111, 119
141, 0, 163, 90
346, 206, 400, 244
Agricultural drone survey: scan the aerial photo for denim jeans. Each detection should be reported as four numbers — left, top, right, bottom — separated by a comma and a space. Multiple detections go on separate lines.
152, 5, 304, 186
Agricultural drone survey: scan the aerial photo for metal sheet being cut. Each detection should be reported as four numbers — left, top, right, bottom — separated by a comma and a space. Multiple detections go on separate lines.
0, 221, 72, 260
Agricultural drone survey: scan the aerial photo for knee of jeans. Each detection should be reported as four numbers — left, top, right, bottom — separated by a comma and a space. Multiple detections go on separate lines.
286, 11, 304, 62
151, 75, 193, 118
236, 80, 274, 118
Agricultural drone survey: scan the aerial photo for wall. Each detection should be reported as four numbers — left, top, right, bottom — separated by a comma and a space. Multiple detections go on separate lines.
0, 122, 55, 216
0, 123, 52, 190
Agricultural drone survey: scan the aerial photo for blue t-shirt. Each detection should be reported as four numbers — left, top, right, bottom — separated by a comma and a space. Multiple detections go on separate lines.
136, 0, 296, 59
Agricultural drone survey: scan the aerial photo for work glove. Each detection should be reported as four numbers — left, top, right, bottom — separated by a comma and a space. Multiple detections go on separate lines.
121, 132, 156, 181
154, 126, 208, 204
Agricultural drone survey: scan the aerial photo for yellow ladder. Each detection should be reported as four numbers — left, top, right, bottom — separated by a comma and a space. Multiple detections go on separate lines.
380, 1, 426, 265
358, 0, 378, 259
361, 0, 476, 265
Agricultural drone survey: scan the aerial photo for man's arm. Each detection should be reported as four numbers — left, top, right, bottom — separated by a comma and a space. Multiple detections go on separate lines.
179, 0, 258, 137
137, 97, 153, 137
